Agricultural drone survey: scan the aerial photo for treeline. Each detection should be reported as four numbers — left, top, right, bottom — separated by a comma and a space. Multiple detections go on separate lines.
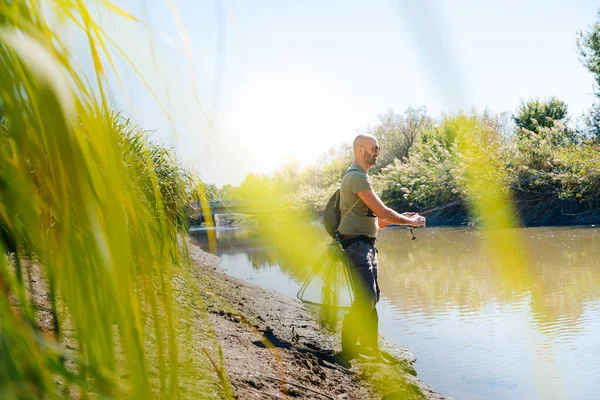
216, 12, 600, 226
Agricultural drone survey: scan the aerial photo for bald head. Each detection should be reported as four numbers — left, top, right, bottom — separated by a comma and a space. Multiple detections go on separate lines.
352, 134, 380, 170
353, 134, 378, 154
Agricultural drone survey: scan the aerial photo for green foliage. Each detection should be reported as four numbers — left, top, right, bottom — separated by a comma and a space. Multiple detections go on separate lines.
420, 114, 461, 150
0, 2, 211, 399
376, 137, 464, 212
577, 9, 600, 95
376, 113, 505, 214
298, 164, 324, 188
272, 159, 303, 193
580, 101, 600, 141
506, 122, 600, 201
282, 184, 334, 216
230, 173, 278, 200
513, 97, 569, 136
116, 114, 194, 231
367, 107, 432, 174
317, 143, 353, 188
577, 9, 600, 141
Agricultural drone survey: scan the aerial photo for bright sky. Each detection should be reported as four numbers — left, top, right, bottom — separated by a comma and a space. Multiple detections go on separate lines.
86, 0, 599, 186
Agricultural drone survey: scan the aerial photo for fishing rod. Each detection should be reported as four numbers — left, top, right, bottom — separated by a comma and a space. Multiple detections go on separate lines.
416, 198, 466, 216
384, 198, 468, 240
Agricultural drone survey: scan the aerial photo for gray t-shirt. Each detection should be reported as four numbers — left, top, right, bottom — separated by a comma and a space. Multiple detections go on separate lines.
338, 164, 378, 238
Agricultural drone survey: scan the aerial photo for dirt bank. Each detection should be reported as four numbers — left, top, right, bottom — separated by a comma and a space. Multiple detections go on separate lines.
17, 242, 448, 399
187, 240, 449, 400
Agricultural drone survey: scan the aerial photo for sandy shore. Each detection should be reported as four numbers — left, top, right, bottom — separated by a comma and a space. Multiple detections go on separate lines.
187, 240, 449, 400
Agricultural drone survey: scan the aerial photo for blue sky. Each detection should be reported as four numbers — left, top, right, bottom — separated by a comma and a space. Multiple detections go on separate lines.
86, 0, 599, 186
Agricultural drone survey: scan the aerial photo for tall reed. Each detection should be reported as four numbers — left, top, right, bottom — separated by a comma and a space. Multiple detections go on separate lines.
0, 1, 205, 398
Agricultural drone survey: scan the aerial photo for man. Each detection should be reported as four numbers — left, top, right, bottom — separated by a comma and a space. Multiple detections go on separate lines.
339, 134, 426, 361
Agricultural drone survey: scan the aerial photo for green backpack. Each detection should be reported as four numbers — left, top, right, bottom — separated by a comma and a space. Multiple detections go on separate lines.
323, 189, 342, 239
323, 168, 360, 240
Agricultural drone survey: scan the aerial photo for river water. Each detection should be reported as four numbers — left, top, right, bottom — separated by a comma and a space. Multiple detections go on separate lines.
190, 226, 600, 400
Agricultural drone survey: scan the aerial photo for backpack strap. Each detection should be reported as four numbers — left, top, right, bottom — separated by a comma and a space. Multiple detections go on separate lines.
340, 198, 360, 225
337, 167, 363, 236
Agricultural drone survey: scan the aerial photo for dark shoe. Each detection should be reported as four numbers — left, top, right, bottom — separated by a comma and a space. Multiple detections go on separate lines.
355, 345, 391, 364
372, 350, 391, 364
333, 351, 354, 370
356, 344, 376, 357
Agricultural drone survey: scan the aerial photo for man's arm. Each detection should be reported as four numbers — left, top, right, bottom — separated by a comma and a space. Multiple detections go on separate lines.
357, 189, 426, 227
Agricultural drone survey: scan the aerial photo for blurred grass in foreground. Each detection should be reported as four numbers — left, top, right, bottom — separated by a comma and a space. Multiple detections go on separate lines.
0, 1, 221, 398
454, 115, 536, 294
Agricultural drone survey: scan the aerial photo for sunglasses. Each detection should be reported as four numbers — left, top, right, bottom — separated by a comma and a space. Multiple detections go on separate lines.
363, 145, 381, 153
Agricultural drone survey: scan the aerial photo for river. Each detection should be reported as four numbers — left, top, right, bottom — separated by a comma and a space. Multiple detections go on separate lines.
190, 225, 600, 400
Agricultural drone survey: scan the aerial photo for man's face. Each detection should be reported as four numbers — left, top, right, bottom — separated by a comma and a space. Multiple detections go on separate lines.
362, 140, 380, 166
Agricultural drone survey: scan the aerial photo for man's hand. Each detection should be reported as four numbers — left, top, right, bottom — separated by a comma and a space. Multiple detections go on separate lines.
357, 190, 427, 228
408, 214, 426, 227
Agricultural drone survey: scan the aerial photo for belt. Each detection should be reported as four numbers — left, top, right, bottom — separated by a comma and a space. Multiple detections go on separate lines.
339, 234, 376, 249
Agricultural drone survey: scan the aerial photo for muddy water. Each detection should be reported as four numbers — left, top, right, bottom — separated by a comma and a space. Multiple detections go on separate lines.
190, 226, 600, 400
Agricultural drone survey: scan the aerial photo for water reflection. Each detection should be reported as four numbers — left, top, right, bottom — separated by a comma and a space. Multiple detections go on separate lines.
375, 227, 600, 338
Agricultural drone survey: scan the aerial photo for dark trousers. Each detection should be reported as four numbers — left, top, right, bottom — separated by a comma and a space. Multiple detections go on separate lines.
342, 239, 380, 353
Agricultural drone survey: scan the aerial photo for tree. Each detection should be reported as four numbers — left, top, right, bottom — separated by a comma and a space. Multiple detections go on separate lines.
577, 101, 600, 141
217, 184, 235, 201
513, 97, 568, 133
273, 159, 302, 193
298, 164, 323, 187
577, 9, 600, 96
577, 10, 600, 140
201, 183, 220, 201
512, 98, 579, 146
317, 142, 353, 187
367, 106, 432, 174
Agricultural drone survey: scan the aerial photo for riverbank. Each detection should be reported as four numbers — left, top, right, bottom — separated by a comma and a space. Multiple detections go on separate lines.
187, 239, 448, 399
18, 240, 447, 399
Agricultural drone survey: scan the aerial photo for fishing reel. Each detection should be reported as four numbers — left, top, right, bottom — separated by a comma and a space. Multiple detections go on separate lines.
408, 226, 416, 240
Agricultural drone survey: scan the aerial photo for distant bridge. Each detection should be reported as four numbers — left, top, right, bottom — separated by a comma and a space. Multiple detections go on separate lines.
188, 200, 275, 225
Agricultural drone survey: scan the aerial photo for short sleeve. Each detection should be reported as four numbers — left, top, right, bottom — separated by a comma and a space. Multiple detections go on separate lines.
349, 172, 372, 194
